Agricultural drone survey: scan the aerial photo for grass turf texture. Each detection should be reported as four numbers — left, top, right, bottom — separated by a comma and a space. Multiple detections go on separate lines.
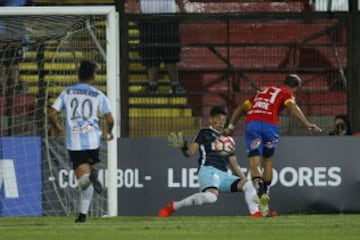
0, 215, 359, 240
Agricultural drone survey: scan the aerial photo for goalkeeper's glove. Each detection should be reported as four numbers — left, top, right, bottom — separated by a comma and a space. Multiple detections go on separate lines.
168, 131, 185, 148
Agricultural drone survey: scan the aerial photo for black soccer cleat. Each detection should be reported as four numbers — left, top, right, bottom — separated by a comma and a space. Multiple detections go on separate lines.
89, 169, 103, 194
75, 213, 87, 224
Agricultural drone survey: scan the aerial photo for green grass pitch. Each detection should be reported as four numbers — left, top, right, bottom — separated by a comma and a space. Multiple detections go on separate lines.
1, 215, 359, 240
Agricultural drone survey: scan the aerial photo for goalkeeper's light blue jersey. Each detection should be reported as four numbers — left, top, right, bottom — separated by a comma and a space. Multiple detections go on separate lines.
52, 83, 112, 151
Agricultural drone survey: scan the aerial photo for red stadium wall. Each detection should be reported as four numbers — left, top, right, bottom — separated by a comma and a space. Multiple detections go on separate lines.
178, 1, 347, 117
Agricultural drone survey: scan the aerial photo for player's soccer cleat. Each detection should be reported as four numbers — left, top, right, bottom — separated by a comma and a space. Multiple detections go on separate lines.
259, 193, 270, 217
74, 213, 87, 223
90, 169, 103, 194
266, 210, 278, 217
250, 211, 262, 218
158, 201, 175, 218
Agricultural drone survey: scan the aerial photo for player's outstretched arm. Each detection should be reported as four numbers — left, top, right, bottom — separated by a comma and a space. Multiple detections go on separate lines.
225, 101, 251, 135
168, 131, 198, 157
286, 102, 322, 132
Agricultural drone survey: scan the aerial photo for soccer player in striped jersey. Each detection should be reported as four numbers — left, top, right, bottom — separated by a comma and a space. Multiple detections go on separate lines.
225, 74, 322, 216
158, 106, 261, 218
48, 60, 114, 223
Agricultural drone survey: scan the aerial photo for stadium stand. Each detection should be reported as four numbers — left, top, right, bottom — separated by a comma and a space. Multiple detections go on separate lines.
25, 0, 348, 136
175, 1, 347, 125
127, 21, 200, 137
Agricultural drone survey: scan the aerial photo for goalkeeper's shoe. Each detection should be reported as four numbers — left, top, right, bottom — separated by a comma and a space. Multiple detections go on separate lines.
250, 210, 276, 218
75, 213, 87, 224
250, 211, 262, 218
158, 201, 175, 218
90, 169, 103, 194
259, 193, 270, 217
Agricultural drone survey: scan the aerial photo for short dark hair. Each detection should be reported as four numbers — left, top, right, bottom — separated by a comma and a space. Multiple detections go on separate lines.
284, 74, 301, 88
78, 60, 97, 82
210, 106, 227, 117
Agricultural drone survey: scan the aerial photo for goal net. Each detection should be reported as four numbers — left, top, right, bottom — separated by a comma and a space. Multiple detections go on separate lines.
0, 7, 118, 217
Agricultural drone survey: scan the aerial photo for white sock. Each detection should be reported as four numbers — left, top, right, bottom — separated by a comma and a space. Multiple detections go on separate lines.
79, 184, 94, 215
242, 181, 260, 214
173, 192, 217, 211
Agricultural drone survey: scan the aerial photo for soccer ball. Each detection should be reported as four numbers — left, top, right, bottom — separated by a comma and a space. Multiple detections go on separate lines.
212, 136, 236, 156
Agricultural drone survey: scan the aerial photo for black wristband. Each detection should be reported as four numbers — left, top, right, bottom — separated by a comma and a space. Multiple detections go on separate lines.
181, 140, 188, 152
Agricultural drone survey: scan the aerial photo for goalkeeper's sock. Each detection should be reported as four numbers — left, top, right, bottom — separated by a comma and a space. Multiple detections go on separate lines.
79, 184, 94, 215
242, 181, 260, 214
173, 192, 217, 210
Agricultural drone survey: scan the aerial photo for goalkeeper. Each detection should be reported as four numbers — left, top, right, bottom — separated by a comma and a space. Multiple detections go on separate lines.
158, 106, 261, 218
48, 60, 114, 223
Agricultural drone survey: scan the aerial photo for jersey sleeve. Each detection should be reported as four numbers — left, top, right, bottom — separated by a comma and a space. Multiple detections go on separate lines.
99, 93, 112, 115
283, 89, 296, 106
51, 90, 66, 112
193, 129, 205, 145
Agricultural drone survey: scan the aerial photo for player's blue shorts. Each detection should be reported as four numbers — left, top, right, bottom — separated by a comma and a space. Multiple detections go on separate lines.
198, 166, 239, 192
245, 121, 279, 155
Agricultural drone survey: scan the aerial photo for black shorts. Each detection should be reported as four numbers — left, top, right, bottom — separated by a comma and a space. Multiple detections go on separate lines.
68, 149, 100, 170
138, 20, 181, 67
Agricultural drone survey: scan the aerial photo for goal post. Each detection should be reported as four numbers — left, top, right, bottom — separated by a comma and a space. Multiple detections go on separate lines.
0, 6, 119, 217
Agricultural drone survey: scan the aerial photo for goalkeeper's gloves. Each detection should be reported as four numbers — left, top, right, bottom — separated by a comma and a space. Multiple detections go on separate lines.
168, 131, 185, 149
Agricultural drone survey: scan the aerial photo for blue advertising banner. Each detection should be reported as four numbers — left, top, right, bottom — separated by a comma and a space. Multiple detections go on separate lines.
0, 137, 42, 216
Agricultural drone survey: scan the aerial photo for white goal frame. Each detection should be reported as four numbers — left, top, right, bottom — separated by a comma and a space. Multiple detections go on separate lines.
0, 6, 120, 217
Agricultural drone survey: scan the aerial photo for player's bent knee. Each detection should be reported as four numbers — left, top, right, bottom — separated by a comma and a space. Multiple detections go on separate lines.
77, 174, 91, 190
262, 147, 275, 158
194, 192, 217, 205
203, 192, 217, 204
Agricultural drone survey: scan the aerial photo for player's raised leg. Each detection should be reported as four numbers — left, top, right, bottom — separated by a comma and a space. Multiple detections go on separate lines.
158, 191, 218, 217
